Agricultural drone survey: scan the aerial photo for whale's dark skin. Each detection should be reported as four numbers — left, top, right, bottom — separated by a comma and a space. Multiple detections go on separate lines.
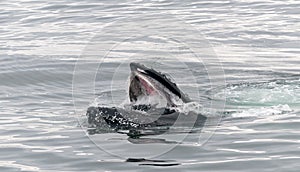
86, 63, 206, 135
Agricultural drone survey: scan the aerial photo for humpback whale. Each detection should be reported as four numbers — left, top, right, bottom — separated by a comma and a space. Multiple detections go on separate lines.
86, 63, 206, 136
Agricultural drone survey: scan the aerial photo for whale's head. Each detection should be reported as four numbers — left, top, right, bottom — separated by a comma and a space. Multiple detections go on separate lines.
129, 63, 190, 106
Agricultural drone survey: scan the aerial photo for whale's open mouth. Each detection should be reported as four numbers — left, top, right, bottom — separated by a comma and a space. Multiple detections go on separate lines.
129, 63, 190, 106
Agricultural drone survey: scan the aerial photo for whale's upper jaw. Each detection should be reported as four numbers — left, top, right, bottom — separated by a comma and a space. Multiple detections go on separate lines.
129, 63, 190, 106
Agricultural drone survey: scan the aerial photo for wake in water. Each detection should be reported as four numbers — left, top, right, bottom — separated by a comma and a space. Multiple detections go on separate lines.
223, 79, 299, 118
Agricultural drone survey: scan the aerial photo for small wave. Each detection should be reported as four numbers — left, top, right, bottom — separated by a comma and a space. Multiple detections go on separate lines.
231, 104, 292, 118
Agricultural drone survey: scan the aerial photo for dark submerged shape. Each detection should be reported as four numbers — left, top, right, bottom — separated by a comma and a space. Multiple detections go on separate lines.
86, 63, 206, 136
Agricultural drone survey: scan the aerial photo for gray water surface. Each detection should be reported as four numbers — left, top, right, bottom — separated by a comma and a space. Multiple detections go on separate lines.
0, 0, 299, 171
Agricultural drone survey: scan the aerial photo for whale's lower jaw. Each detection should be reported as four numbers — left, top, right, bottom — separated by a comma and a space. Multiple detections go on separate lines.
86, 106, 207, 137
86, 105, 179, 130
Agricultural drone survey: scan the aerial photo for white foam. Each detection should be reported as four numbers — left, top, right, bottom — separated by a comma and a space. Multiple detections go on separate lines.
172, 101, 203, 114
231, 104, 293, 118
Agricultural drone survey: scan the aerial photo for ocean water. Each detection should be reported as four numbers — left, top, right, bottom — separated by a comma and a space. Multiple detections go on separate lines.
0, 0, 299, 171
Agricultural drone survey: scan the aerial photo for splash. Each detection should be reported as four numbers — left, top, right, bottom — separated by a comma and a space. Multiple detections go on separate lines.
169, 102, 203, 114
